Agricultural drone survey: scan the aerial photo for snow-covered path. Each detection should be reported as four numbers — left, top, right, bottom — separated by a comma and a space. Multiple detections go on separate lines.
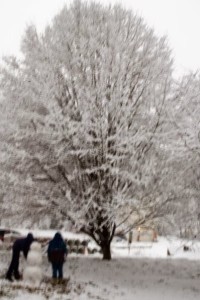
1, 256, 200, 299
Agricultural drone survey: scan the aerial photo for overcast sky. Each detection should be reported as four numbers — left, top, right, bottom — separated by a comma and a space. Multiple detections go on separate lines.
0, 0, 200, 75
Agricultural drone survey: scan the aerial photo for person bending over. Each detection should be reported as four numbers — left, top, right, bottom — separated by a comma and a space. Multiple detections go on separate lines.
6, 232, 34, 282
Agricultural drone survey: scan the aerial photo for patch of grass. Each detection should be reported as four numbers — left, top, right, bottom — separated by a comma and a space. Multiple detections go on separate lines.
0, 284, 12, 298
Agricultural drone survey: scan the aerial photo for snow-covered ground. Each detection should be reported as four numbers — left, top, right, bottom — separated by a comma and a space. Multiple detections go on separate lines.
1, 234, 200, 299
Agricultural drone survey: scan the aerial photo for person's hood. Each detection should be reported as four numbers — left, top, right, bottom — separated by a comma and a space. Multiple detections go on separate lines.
26, 233, 34, 243
54, 232, 62, 241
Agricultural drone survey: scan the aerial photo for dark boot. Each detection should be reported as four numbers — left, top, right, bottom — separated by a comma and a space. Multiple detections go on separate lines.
14, 272, 21, 280
5, 274, 13, 282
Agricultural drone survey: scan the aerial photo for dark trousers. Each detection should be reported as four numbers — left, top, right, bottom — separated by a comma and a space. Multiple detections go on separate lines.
52, 263, 63, 279
6, 250, 20, 279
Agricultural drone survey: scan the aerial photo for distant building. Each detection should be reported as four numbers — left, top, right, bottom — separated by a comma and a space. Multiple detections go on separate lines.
128, 227, 157, 243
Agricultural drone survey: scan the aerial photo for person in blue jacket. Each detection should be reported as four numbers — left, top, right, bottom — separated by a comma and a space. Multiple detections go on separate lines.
48, 232, 67, 280
6, 232, 34, 282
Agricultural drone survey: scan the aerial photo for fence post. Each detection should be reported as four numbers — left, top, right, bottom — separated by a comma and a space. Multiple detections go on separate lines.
128, 231, 133, 253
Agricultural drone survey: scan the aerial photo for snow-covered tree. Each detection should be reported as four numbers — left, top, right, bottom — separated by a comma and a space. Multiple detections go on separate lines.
0, 1, 174, 259
168, 73, 200, 236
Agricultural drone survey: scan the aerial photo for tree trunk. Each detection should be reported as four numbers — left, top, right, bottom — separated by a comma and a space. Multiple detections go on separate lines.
81, 221, 116, 260
101, 243, 111, 260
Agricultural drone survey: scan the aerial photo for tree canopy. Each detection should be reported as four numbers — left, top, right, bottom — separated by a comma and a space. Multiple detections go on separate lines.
0, 0, 175, 259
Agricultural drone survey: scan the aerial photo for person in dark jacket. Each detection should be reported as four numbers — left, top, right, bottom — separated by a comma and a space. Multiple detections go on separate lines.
47, 232, 67, 280
6, 232, 34, 282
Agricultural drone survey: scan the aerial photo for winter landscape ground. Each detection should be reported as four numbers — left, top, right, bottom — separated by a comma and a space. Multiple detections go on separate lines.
1, 232, 200, 300
1, 1, 200, 300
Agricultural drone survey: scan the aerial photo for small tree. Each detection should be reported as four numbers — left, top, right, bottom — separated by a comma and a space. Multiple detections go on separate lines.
0, 1, 173, 259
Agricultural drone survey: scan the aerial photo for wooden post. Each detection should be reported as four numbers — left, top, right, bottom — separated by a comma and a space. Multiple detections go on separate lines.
128, 231, 133, 253
137, 227, 140, 242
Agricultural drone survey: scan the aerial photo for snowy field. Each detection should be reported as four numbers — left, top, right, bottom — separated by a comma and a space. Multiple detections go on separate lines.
1, 234, 200, 299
